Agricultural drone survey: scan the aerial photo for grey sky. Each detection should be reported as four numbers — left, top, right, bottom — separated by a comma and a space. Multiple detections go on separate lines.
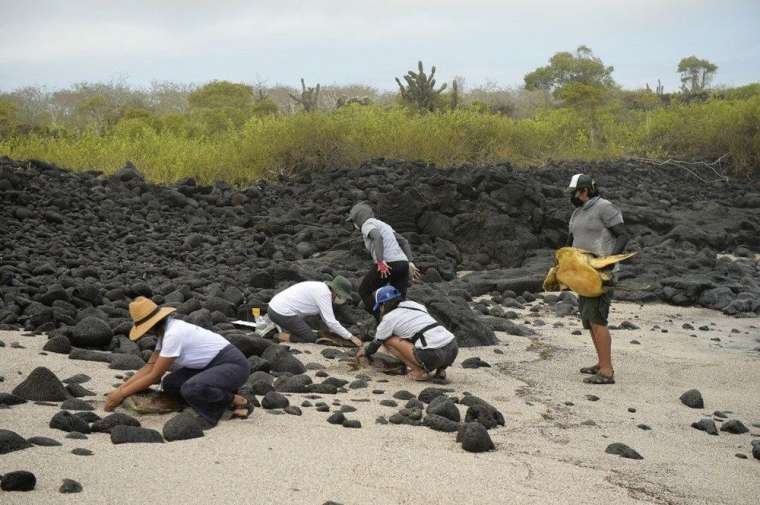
1, 0, 758, 93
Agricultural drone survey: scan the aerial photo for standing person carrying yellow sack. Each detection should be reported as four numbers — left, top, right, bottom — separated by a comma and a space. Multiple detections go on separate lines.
565, 174, 631, 385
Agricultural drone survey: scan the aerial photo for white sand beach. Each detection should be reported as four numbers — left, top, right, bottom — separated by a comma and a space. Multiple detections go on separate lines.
1, 300, 759, 505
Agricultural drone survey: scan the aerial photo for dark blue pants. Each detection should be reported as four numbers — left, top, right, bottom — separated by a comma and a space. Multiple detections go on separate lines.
161, 344, 249, 425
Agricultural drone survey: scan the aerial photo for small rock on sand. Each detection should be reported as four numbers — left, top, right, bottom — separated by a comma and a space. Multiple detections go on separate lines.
691, 418, 719, 435
60, 479, 83, 493
605, 443, 643, 460
679, 389, 704, 409
720, 420, 749, 434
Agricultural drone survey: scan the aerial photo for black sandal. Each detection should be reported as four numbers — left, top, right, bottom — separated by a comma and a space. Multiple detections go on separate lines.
583, 373, 615, 385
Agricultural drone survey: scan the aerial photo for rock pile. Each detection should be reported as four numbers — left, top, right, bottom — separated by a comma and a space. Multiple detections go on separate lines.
0, 156, 758, 354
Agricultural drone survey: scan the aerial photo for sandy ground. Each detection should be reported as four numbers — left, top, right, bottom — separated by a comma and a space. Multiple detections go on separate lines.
1, 300, 759, 505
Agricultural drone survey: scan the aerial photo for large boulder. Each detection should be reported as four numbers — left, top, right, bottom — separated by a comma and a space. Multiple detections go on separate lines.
70, 316, 113, 348
408, 284, 496, 347
12, 367, 68, 401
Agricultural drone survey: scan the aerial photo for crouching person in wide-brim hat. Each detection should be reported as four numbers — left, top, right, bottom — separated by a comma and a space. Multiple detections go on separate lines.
357, 286, 459, 381
104, 296, 252, 425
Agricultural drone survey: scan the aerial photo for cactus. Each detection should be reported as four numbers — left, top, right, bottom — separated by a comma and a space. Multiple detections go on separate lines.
395, 61, 447, 111
656, 79, 664, 96
289, 78, 320, 112
450, 79, 459, 110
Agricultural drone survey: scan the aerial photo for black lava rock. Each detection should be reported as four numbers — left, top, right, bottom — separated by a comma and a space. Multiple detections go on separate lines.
427, 396, 461, 423
679, 389, 704, 409
284, 405, 302, 416
274, 374, 312, 393
393, 390, 415, 401
27, 436, 62, 447
163, 413, 205, 442
71, 448, 93, 456
74, 411, 101, 424
70, 316, 113, 348
418, 387, 451, 404
720, 419, 749, 434
66, 383, 96, 398
60, 478, 83, 493
91, 413, 141, 433
49, 411, 91, 433
461, 357, 492, 369
0, 470, 36, 491
0, 393, 26, 406
342, 419, 362, 428
464, 402, 505, 430
0, 429, 32, 454
458, 422, 495, 452
62, 373, 91, 384
12, 366, 68, 401
43, 335, 72, 354
327, 412, 346, 425
69, 348, 111, 363
261, 391, 290, 410
423, 414, 460, 433
691, 418, 719, 435
348, 379, 368, 389
605, 443, 643, 460
109, 353, 145, 370
110, 425, 164, 444
61, 398, 94, 411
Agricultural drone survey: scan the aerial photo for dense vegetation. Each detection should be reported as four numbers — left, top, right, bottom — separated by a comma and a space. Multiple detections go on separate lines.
1, 48, 758, 183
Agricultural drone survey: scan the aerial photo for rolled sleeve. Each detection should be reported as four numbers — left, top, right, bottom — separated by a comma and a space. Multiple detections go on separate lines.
316, 292, 352, 339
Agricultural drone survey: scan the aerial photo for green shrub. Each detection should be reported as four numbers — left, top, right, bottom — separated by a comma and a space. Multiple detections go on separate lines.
1, 96, 757, 182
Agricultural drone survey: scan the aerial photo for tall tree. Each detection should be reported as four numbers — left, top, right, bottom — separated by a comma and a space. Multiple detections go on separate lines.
524, 46, 616, 94
677, 56, 718, 94
188, 81, 255, 110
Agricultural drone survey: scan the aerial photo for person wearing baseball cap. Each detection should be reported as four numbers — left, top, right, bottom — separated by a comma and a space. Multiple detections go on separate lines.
566, 173, 630, 385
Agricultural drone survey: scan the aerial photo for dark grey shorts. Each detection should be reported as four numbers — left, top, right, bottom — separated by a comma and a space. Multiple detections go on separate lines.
267, 308, 317, 343
413, 339, 459, 372
578, 289, 614, 329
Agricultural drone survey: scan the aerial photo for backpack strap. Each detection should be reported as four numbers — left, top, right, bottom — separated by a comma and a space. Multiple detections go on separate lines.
397, 304, 441, 348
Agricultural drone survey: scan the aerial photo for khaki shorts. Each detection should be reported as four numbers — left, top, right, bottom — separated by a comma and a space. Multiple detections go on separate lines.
578, 290, 613, 329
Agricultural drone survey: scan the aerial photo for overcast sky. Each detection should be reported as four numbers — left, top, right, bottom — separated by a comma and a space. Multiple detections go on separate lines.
1, 0, 758, 93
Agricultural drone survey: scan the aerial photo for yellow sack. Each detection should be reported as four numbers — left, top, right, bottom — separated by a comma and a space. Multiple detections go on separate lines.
543, 247, 637, 297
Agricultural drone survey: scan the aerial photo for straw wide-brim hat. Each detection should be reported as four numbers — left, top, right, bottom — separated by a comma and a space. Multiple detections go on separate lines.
128, 296, 176, 341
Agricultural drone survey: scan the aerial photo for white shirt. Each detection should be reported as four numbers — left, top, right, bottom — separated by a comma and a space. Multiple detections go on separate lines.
267, 281, 352, 340
374, 301, 455, 349
156, 318, 229, 369
361, 218, 408, 263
